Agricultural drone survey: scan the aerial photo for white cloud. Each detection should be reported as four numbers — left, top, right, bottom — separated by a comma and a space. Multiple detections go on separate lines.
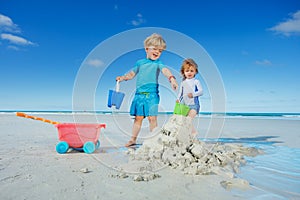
255, 59, 272, 66
130, 13, 146, 26
1, 33, 36, 46
0, 13, 37, 50
7, 45, 20, 51
0, 14, 13, 26
0, 14, 20, 33
269, 10, 300, 36
86, 58, 104, 67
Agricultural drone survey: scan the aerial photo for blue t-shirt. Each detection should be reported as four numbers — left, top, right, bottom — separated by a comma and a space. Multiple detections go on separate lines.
132, 58, 165, 93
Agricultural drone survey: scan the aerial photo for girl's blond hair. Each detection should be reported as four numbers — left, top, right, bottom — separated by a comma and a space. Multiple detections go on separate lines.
144, 33, 166, 49
180, 58, 198, 80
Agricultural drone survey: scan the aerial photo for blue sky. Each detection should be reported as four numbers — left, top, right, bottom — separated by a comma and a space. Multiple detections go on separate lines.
1, 0, 300, 112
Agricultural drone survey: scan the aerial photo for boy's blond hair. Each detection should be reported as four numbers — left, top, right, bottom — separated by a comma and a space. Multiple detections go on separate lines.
144, 33, 166, 49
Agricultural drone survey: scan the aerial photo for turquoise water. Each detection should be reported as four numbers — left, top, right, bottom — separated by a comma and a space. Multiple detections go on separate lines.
203, 138, 300, 199
3, 110, 300, 120
240, 144, 300, 199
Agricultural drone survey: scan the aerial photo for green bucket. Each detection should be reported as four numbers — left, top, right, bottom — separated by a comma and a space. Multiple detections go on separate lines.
173, 102, 190, 116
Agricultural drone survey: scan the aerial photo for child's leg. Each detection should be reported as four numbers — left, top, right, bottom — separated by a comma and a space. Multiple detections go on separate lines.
147, 94, 159, 132
125, 116, 144, 147
148, 116, 157, 132
188, 109, 197, 136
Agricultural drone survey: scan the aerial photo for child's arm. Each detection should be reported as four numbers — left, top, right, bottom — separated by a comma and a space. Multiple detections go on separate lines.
116, 71, 136, 82
177, 82, 183, 102
193, 79, 203, 97
161, 68, 178, 90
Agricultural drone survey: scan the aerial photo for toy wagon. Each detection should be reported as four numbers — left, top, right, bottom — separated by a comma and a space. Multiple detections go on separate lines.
55, 123, 106, 154
16, 112, 106, 154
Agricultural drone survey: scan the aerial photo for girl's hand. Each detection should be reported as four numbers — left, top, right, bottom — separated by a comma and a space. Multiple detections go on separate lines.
176, 99, 179, 103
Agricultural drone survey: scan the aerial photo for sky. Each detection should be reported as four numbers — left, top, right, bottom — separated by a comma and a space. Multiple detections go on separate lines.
1, 0, 300, 113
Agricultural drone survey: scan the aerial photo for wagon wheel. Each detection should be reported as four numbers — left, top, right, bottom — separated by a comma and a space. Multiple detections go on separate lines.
56, 141, 69, 154
96, 140, 100, 149
83, 141, 96, 154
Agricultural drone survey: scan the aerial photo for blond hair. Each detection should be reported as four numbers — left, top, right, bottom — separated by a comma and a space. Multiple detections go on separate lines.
144, 33, 166, 50
180, 58, 198, 80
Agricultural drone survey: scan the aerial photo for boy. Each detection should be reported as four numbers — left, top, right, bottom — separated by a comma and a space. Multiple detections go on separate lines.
116, 33, 178, 147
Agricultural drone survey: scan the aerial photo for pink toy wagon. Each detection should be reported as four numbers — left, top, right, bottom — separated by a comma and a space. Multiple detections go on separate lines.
55, 123, 106, 154
16, 112, 106, 154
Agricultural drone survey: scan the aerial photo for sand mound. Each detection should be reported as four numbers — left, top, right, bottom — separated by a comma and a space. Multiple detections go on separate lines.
114, 115, 262, 188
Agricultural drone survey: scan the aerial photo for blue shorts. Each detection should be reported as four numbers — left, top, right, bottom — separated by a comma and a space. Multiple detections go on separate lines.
130, 93, 160, 117
188, 104, 200, 114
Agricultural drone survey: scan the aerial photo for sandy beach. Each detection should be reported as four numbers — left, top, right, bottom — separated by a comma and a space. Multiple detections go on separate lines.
1, 112, 300, 200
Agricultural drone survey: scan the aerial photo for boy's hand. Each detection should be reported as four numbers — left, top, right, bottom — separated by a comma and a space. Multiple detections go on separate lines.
170, 79, 178, 90
116, 76, 123, 82
187, 93, 193, 98
116, 71, 135, 82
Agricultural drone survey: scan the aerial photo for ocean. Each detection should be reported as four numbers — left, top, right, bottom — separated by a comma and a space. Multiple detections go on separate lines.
2, 110, 300, 120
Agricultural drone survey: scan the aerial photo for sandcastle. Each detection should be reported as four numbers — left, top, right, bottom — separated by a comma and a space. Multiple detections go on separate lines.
114, 115, 262, 188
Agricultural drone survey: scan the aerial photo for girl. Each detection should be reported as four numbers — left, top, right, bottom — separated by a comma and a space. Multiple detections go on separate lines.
177, 58, 203, 135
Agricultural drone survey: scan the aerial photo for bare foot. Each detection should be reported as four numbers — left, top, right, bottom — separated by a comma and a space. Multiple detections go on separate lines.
125, 140, 136, 147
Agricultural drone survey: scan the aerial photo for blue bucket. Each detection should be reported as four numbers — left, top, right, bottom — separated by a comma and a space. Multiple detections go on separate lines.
107, 81, 125, 109
107, 90, 125, 109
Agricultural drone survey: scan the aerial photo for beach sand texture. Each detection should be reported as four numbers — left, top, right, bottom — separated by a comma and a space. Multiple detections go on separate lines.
1, 113, 300, 199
